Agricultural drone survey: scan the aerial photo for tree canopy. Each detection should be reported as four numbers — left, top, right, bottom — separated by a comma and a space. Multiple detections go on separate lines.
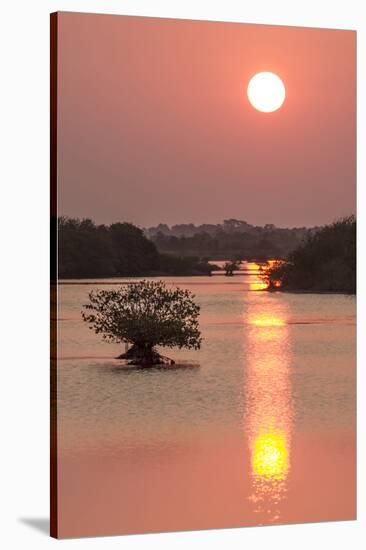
82, 280, 202, 365
58, 217, 213, 277
147, 219, 314, 260
264, 216, 356, 293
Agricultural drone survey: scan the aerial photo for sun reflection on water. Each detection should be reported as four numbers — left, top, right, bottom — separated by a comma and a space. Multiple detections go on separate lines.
249, 281, 269, 291
250, 315, 285, 327
252, 431, 289, 479
244, 301, 293, 522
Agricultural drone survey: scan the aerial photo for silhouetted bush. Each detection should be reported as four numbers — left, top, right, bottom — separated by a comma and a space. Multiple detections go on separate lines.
265, 216, 356, 293
82, 280, 202, 365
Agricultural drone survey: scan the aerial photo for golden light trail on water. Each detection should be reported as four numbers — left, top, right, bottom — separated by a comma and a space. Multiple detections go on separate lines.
244, 299, 293, 522
250, 316, 285, 327
249, 281, 268, 291
252, 431, 289, 480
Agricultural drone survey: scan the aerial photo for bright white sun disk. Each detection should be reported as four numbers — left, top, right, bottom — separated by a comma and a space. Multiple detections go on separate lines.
247, 72, 286, 113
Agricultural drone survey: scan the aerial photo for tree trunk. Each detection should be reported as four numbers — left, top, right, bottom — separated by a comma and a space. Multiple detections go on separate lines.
116, 343, 175, 366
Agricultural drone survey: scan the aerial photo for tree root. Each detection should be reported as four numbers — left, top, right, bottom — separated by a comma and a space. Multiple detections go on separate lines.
116, 344, 175, 366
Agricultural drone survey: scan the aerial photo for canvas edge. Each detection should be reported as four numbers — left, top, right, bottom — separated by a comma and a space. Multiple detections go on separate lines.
50, 10, 59, 540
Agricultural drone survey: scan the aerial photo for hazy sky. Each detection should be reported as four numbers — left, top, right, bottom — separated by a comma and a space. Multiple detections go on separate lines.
57, 13, 356, 227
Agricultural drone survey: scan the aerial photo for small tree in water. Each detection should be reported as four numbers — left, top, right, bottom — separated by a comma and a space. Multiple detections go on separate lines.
82, 280, 202, 366
224, 260, 241, 276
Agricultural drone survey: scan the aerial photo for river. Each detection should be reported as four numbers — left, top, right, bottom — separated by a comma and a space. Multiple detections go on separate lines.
56, 263, 356, 537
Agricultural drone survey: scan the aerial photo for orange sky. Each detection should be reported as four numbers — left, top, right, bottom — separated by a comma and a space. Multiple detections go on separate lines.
57, 13, 356, 227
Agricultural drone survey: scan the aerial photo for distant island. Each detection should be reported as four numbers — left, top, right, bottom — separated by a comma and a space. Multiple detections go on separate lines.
57, 216, 356, 294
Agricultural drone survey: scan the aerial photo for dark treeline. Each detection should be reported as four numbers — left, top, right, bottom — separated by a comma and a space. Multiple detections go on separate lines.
58, 217, 213, 278
265, 216, 356, 293
146, 218, 316, 260
57, 216, 355, 289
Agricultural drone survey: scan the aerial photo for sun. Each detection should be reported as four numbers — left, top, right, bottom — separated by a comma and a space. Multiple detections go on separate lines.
247, 72, 286, 113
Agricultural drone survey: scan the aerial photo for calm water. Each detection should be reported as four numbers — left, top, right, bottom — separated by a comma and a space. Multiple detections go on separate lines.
56, 263, 356, 538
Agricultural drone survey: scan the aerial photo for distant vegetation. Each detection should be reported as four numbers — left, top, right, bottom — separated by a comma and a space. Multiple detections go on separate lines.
224, 260, 241, 276
146, 218, 315, 260
57, 215, 355, 290
58, 217, 213, 278
264, 216, 356, 293
82, 280, 202, 366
